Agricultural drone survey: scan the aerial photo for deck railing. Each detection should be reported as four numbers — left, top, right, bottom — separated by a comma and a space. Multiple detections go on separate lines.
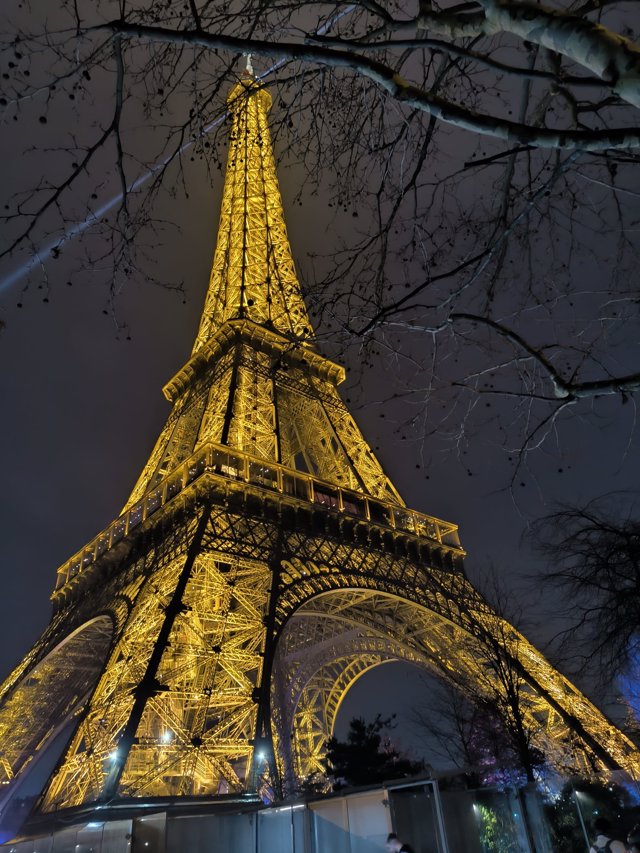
54, 443, 462, 592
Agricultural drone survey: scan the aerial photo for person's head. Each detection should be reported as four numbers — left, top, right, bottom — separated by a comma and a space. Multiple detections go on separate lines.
386, 834, 402, 852
627, 825, 640, 852
593, 817, 612, 837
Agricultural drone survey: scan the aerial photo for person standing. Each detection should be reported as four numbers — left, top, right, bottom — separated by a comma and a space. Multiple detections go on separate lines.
386, 832, 415, 853
589, 817, 625, 853
626, 826, 640, 853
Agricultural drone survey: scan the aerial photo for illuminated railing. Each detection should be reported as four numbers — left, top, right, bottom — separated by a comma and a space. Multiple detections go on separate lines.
54, 443, 462, 592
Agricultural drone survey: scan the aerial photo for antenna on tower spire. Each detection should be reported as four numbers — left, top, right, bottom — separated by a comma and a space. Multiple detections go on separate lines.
244, 53, 254, 76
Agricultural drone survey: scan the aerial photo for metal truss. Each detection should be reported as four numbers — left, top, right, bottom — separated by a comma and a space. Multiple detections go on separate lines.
271, 589, 622, 783
191, 81, 311, 352
125, 322, 402, 513
0, 617, 113, 789
0, 72, 637, 823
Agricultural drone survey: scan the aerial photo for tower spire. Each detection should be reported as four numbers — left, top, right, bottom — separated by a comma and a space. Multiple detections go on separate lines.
192, 75, 312, 353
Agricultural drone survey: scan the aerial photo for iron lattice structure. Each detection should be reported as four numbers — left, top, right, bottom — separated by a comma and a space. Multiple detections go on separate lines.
0, 76, 638, 815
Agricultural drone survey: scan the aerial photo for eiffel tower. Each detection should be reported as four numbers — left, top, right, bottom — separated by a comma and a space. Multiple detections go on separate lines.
0, 71, 638, 822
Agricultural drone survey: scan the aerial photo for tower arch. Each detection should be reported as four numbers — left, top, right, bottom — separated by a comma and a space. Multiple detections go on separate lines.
0, 615, 114, 792
272, 581, 637, 785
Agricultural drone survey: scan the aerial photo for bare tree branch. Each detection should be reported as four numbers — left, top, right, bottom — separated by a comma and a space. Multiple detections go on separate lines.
91, 21, 640, 150
1, 0, 638, 481
451, 312, 640, 399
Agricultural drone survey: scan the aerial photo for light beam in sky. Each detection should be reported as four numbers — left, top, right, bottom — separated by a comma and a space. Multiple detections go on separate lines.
0, 8, 354, 294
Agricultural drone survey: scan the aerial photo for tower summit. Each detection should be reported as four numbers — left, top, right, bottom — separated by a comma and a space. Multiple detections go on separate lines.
0, 72, 638, 825
193, 76, 313, 349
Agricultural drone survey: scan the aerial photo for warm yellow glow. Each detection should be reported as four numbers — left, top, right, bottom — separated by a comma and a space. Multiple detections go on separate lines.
0, 75, 637, 814
193, 79, 312, 350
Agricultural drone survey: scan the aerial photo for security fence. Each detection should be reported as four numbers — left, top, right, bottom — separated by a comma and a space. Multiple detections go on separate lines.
1, 777, 624, 853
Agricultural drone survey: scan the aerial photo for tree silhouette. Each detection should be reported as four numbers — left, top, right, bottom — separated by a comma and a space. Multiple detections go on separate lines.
533, 495, 640, 682
325, 715, 423, 788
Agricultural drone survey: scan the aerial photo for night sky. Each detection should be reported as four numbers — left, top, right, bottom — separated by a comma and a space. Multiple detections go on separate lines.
1, 6, 639, 762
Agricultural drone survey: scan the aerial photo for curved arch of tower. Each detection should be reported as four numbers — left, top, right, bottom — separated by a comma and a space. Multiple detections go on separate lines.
0, 616, 114, 793
0, 72, 638, 824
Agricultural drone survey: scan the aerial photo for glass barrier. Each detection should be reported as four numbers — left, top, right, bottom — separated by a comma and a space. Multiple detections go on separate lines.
282, 473, 310, 501
128, 505, 143, 530
313, 486, 340, 509
210, 448, 245, 480
257, 807, 306, 853
146, 488, 162, 515
249, 461, 279, 490
393, 509, 417, 534
414, 517, 440, 542
165, 812, 254, 853
112, 518, 126, 543
440, 786, 536, 853
165, 475, 182, 500
0, 784, 603, 853
367, 499, 391, 525
388, 783, 445, 853
95, 532, 110, 558
341, 492, 368, 518
186, 456, 206, 485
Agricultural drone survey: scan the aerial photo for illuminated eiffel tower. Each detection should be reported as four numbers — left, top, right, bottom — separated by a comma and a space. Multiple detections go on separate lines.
0, 72, 637, 820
